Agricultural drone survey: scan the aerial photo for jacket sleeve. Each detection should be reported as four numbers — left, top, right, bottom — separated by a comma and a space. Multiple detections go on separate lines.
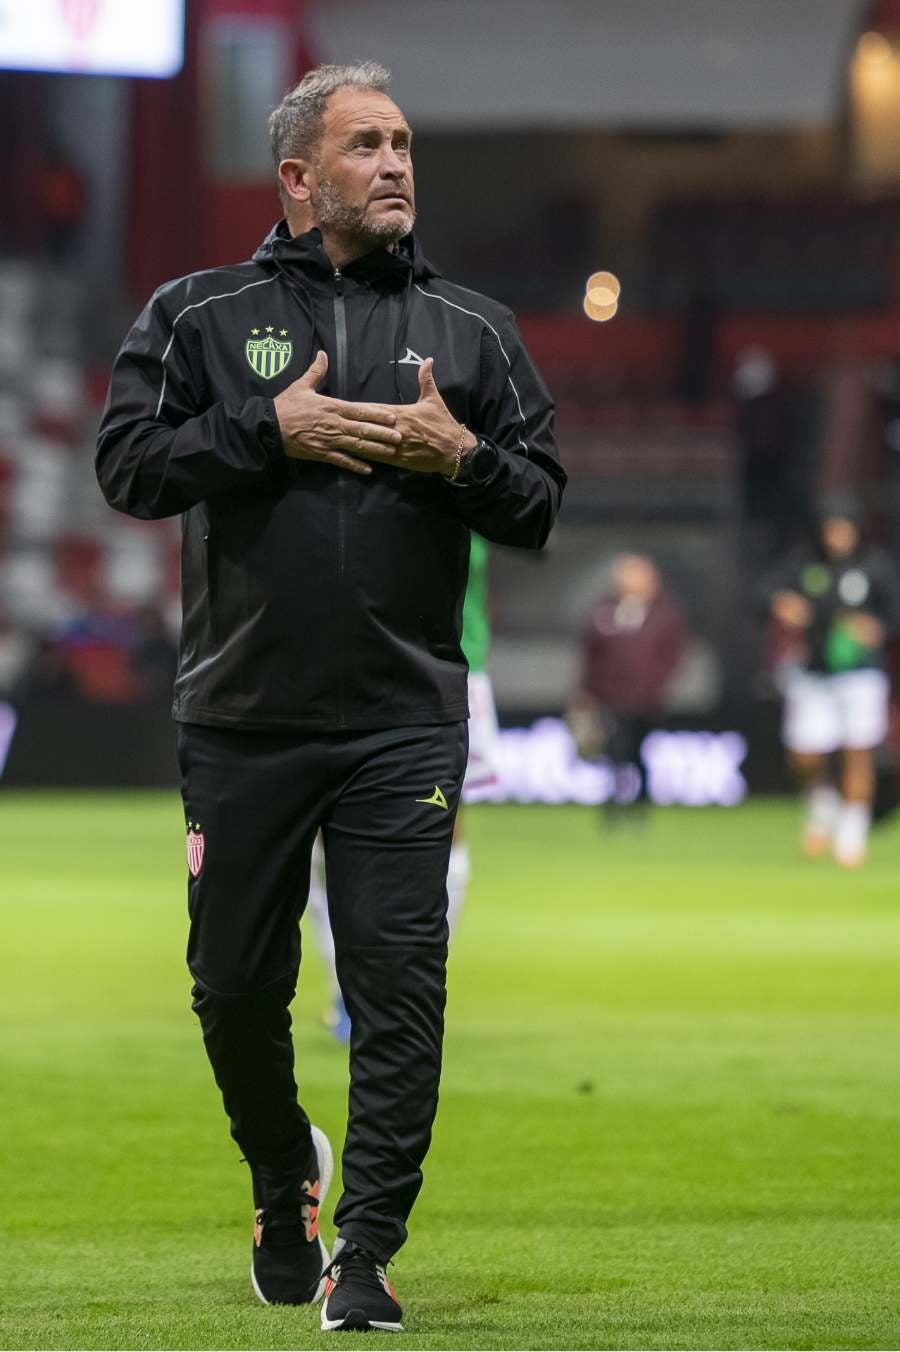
642, 598, 686, 707
444, 311, 565, 549
95, 286, 286, 520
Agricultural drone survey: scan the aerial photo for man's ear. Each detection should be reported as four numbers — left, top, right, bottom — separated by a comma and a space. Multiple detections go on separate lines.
278, 158, 314, 206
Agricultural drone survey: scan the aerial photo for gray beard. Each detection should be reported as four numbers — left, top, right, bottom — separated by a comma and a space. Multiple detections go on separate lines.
312, 175, 416, 248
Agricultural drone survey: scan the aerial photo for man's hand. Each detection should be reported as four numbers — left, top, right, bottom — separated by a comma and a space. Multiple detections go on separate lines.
772, 590, 813, 629
364, 359, 477, 474
273, 351, 401, 476
845, 612, 885, 648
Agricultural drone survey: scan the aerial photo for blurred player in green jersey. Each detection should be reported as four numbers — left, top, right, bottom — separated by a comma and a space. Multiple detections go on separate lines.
448, 533, 501, 930
309, 535, 500, 1039
767, 494, 900, 867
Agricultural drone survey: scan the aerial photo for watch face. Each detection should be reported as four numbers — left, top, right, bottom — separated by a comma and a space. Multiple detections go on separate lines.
468, 440, 493, 483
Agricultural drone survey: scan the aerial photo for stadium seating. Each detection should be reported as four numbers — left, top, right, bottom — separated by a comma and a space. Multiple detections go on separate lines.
648, 193, 900, 312
0, 259, 179, 700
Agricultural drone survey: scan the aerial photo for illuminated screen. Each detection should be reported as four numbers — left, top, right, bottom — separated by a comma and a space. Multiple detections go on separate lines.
462, 719, 748, 808
0, 0, 184, 78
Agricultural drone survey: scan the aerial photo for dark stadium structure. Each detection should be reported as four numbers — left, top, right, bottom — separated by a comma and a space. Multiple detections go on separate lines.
2, 0, 900, 797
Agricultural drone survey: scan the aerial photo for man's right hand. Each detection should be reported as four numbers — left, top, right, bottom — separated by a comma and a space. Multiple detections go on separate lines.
273, 351, 401, 475
772, 590, 813, 629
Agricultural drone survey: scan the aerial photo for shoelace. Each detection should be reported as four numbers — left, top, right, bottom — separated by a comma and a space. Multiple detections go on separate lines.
323, 1246, 389, 1291
256, 1192, 319, 1249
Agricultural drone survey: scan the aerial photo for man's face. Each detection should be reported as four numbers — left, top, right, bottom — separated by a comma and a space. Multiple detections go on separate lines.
822, 517, 859, 559
613, 555, 659, 603
307, 88, 416, 246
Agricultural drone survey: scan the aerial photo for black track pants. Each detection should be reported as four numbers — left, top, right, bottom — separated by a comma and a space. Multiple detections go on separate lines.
176, 719, 467, 1262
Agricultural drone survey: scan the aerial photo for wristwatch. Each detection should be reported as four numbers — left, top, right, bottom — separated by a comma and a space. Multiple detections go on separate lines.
456, 437, 497, 486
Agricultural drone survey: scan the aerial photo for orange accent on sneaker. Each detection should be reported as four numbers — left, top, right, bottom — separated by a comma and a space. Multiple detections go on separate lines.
253, 1208, 264, 1247
324, 1277, 336, 1298
302, 1178, 321, 1241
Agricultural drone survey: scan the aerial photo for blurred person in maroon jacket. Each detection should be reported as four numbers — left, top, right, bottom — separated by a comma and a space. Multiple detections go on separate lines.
572, 554, 685, 815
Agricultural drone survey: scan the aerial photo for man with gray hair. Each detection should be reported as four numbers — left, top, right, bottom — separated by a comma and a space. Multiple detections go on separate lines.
97, 62, 563, 1331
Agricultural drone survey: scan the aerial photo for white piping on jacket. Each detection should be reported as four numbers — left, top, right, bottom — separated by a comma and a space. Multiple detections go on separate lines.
154, 275, 277, 418
413, 284, 529, 453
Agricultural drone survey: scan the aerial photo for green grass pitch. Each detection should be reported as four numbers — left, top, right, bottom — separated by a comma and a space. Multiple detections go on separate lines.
1, 793, 899, 1351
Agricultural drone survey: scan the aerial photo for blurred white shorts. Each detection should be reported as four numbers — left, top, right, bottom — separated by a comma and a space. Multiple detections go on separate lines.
782, 667, 889, 754
464, 670, 501, 791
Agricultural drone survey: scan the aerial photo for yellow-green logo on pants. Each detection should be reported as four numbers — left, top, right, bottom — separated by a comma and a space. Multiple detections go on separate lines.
416, 785, 449, 810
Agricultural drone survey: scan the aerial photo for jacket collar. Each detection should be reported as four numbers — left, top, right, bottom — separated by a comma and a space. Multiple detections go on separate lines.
252, 221, 440, 285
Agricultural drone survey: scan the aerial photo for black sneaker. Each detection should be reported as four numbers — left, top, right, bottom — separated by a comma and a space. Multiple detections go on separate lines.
320, 1241, 403, 1332
250, 1124, 333, 1305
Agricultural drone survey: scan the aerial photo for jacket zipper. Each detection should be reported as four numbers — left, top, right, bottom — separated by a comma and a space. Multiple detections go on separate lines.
333, 267, 348, 729
333, 268, 348, 396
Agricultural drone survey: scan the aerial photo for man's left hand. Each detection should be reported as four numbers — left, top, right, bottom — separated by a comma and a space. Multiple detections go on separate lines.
364, 359, 477, 474
845, 612, 885, 648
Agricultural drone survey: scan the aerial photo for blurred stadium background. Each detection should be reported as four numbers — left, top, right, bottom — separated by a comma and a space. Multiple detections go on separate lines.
5, 0, 900, 795
2, 3, 900, 1350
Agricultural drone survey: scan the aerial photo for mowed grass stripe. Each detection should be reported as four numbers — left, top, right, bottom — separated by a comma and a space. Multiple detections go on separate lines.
0, 795, 898, 1349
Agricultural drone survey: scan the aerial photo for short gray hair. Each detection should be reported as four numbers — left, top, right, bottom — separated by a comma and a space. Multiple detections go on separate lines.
269, 62, 392, 207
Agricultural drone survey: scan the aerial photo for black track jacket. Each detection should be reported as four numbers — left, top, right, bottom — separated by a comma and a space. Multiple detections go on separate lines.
96, 223, 565, 731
